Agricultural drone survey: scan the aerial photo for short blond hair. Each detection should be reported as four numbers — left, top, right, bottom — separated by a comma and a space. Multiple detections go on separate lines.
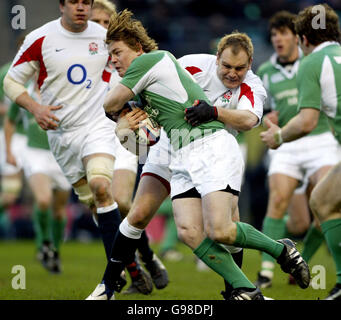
217, 32, 254, 62
106, 9, 158, 52
92, 0, 116, 15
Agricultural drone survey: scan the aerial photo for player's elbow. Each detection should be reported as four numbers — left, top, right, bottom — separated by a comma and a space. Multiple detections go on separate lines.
301, 117, 317, 134
238, 114, 258, 131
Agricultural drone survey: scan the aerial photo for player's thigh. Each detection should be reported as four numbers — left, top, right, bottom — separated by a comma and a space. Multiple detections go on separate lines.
309, 164, 333, 188
28, 173, 53, 206
310, 162, 341, 221
267, 173, 299, 217
172, 197, 204, 249
201, 190, 238, 243
127, 175, 169, 228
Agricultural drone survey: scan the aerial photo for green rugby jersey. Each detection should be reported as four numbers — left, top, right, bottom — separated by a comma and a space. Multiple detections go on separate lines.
297, 42, 341, 144
7, 102, 49, 150
120, 50, 224, 150
257, 53, 330, 136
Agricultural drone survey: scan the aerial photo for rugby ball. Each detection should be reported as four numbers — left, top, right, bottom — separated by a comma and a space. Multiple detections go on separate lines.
135, 117, 160, 147
116, 110, 160, 156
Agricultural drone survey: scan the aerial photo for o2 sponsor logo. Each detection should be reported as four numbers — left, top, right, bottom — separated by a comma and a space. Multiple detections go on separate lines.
67, 64, 92, 89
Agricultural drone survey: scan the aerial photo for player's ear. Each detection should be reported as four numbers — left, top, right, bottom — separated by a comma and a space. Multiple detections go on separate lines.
302, 35, 309, 47
248, 57, 253, 69
136, 42, 144, 56
215, 53, 219, 65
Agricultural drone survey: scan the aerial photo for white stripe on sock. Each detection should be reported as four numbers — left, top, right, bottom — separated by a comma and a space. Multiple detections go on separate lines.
97, 202, 118, 214
119, 217, 144, 239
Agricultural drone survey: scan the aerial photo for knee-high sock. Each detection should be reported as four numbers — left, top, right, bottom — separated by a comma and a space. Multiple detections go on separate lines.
301, 224, 324, 263
233, 222, 284, 259
321, 219, 341, 284
137, 231, 154, 263
33, 205, 51, 249
51, 217, 66, 251
97, 205, 121, 261
194, 238, 254, 289
261, 217, 286, 264
223, 249, 244, 296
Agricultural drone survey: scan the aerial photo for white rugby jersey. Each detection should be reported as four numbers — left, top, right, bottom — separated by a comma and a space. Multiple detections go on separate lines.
178, 54, 266, 136
8, 18, 112, 131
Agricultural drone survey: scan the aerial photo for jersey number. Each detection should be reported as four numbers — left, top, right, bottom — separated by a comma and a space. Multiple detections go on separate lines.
67, 64, 92, 89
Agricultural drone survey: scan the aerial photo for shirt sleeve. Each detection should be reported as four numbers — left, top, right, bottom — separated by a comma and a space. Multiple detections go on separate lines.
7, 30, 44, 86
297, 57, 321, 111
120, 53, 163, 95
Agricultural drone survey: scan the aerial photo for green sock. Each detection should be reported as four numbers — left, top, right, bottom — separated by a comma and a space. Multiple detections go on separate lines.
52, 217, 66, 251
301, 224, 324, 263
234, 221, 284, 259
194, 237, 255, 289
261, 217, 287, 264
160, 218, 179, 252
321, 219, 341, 284
33, 205, 51, 249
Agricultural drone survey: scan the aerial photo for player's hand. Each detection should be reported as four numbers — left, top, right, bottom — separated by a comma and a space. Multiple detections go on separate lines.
125, 107, 148, 131
33, 105, 62, 130
184, 100, 218, 126
260, 118, 282, 149
263, 111, 279, 127
6, 151, 17, 167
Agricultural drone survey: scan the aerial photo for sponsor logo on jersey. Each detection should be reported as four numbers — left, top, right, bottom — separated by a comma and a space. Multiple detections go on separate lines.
222, 90, 232, 103
89, 42, 98, 55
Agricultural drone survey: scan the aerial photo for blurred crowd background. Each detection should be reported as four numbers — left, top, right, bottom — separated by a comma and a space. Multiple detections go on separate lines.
0, 0, 340, 247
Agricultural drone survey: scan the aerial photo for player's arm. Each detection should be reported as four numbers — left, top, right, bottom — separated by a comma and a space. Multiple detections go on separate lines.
4, 77, 62, 131
104, 83, 135, 113
3, 115, 17, 166
260, 108, 319, 149
216, 108, 258, 131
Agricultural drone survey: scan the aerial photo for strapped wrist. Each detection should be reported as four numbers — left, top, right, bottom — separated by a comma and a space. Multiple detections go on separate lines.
274, 129, 283, 145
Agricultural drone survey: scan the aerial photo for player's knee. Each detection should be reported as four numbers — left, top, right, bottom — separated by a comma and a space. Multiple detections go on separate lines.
309, 191, 330, 222
74, 183, 95, 207
176, 225, 201, 248
37, 198, 51, 211
127, 206, 150, 229
206, 226, 234, 244
1, 177, 22, 204
86, 156, 114, 201
269, 192, 289, 216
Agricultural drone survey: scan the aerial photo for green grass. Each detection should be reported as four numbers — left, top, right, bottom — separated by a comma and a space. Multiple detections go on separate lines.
0, 240, 336, 300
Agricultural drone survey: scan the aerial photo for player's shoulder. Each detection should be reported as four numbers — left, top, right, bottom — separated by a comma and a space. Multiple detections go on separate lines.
24, 19, 60, 42
178, 53, 215, 71
87, 20, 107, 37
256, 60, 273, 77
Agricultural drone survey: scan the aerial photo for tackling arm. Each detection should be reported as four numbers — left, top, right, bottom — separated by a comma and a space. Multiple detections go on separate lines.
216, 108, 258, 131
104, 83, 135, 113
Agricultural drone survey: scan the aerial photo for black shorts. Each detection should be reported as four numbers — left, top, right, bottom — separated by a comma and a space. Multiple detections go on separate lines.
171, 184, 239, 201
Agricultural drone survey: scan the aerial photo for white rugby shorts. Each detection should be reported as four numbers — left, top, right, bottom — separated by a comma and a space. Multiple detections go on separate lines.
47, 117, 118, 185
0, 130, 27, 176
268, 132, 339, 186
170, 130, 244, 198
23, 147, 71, 191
